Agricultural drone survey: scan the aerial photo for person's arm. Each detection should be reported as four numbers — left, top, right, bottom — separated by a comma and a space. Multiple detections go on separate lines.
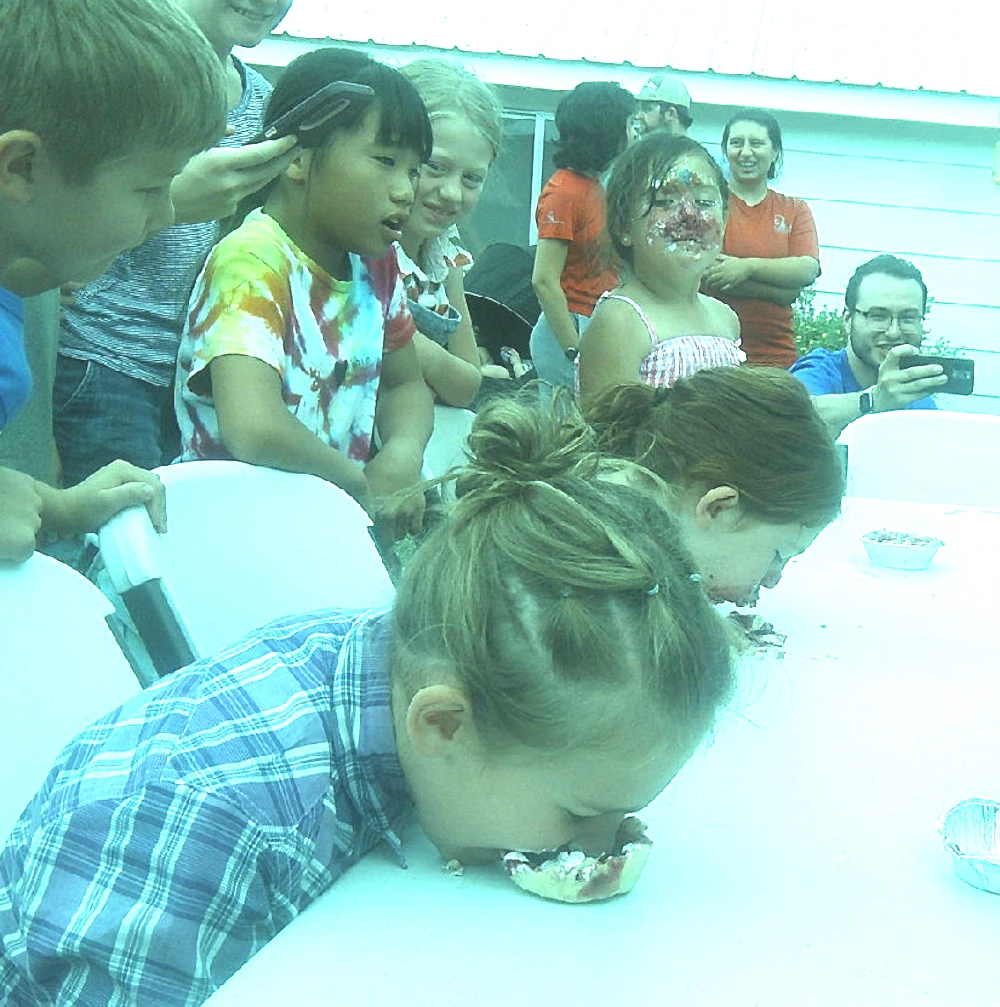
413, 331, 481, 408
804, 345, 947, 437
367, 339, 434, 540
577, 299, 651, 408
443, 267, 481, 368
169, 137, 299, 225
0, 466, 43, 562
0, 462, 167, 564
37, 460, 168, 538
711, 278, 803, 306
702, 253, 820, 296
209, 353, 369, 505
531, 239, 580, 352
3, 787, 284, 1003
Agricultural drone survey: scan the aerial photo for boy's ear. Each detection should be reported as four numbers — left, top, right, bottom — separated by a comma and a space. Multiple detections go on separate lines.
405, 684, 475, 757
0, 131, 43, 202
284, 147, 313, 184
694, 485, 741, 527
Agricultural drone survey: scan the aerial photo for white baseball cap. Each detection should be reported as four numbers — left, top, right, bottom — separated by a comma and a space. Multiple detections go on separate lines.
636, 74, 691, 109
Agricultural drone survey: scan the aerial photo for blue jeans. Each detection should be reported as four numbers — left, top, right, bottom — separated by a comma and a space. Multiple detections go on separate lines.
529, 310, 591, 405
52, 356, 169, 486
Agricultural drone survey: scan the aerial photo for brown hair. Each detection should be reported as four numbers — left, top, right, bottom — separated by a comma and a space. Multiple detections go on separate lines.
0, 0, 226, 183
586, 368, 844, 528
391, 396, 734, 757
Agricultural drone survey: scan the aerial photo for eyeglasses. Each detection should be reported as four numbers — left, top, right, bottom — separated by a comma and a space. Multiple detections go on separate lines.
851, 307, 924, 335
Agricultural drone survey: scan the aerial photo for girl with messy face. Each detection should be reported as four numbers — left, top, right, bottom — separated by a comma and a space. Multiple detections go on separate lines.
577, 135, 744, 408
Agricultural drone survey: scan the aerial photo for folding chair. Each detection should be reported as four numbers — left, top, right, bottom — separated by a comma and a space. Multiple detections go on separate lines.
98, 461, 395, 677
838, 409, 1000, 507
0, 552, 140, 836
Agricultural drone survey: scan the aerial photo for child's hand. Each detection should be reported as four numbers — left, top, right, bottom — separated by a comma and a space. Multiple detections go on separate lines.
364, 448, 425, 542
0, 467, 44, 563
169, 136, 299, 224
50, 461, 167, 537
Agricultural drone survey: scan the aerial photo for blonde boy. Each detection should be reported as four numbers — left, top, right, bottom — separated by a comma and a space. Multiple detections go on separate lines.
0, 0, 227, 561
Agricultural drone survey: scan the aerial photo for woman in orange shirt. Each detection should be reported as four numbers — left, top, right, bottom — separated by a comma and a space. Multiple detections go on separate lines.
703, 108, 820, 368
529, 81, 635, 398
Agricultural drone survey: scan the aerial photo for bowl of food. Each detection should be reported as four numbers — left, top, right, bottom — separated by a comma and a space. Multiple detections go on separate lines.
939, 798, 1000, 895
861, 529, 944, 571
503, 816, 652, 903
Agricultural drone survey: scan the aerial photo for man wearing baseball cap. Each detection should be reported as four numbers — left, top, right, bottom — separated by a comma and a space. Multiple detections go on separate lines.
633, 74, 692, 138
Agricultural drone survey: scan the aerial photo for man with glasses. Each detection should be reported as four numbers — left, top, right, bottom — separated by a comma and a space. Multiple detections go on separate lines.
790, 254, 947, 435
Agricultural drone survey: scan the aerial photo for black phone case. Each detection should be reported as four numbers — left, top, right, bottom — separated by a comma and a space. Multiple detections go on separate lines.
900, 354, 975, 395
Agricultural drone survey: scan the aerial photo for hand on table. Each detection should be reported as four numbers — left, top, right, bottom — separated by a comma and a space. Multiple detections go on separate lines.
872, 345, 947, 411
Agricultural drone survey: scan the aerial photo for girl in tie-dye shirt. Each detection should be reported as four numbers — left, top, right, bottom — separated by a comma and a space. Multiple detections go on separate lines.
175, 48, 434, 540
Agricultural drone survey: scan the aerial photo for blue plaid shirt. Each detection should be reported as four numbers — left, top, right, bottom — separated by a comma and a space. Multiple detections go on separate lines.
0, 609, 411, 1006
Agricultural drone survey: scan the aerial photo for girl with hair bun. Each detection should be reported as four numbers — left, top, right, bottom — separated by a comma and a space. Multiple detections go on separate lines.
1, 396, 734, 999
586, 366, 844, 606
396, 58, 509, 407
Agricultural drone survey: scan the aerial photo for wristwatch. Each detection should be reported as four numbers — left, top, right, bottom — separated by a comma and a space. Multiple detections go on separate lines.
564, 346, 580, 362
859, 386, 876, 415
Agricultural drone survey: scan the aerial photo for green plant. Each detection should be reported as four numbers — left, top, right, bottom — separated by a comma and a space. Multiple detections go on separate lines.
792, 288, 846, 355
792, 288, 959, 357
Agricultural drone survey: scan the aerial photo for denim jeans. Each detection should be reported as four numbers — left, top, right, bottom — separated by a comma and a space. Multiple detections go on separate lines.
528, 310, 592, 407
52, 356, 169, 486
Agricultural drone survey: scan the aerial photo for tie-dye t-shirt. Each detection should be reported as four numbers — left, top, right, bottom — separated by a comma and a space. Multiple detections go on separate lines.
176, 209, 415, 464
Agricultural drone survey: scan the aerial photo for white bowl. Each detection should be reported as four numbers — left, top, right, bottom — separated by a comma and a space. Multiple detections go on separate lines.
861, 530, 944, 571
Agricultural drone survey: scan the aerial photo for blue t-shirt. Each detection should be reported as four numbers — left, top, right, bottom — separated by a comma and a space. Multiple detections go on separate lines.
789, 347, 936, 410
0, 286, 31, 431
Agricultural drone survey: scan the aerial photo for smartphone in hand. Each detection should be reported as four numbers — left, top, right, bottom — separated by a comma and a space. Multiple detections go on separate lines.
261, 81, 376, 141
900, 353, 975, 395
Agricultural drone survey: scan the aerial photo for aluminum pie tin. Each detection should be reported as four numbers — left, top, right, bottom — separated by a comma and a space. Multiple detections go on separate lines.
939, 798, 1000, 895
862, 530, 944, 571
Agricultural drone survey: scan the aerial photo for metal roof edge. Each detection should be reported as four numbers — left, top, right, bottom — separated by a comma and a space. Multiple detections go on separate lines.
239, 36, 1000, 130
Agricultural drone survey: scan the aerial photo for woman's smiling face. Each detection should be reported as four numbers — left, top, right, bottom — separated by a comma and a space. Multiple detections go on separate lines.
724, 120, 777, 186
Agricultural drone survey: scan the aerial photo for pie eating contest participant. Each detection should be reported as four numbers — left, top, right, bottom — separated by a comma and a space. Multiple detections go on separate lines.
578, 133, 744, 407
0, 396, 734, 1004
586, 365, 844, 607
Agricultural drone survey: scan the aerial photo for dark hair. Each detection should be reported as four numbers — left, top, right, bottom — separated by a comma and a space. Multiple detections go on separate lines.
586, 368, 844, 529
605, 134, 728, 268
844, 254, 928, 314
653, 102, 694, 130
553, 81, 636, 174
722, 107, 784, 180
234, 48, 433, 223
392, 395, 734, 756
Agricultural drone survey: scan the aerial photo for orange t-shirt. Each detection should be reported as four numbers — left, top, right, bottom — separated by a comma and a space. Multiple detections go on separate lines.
719, 189, 819, 368
535, 168, 617, 316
